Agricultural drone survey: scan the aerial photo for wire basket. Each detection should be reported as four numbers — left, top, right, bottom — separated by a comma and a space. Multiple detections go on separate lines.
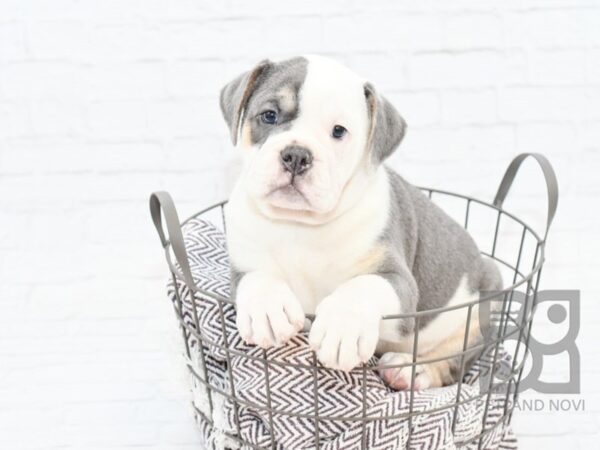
150, 153, 558, 449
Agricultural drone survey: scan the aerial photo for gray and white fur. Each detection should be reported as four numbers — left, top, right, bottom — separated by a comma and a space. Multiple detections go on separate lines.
219, 55, 501, 390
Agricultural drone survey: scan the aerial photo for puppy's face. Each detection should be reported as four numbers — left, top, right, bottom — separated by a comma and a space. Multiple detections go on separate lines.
220, 56, 406, 224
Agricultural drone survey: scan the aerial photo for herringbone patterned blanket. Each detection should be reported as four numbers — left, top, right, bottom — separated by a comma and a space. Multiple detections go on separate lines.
167, 218, 518, 450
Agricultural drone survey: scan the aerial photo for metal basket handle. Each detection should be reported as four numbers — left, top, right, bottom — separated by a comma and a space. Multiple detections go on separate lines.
149, 191, 198, 290
493, 153, 558, 241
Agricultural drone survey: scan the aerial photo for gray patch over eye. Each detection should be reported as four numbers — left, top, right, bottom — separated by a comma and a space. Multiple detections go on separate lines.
364, 82, 407, 164
219, 60, 272, 145
219, 57, 308, 147
246, 57, 308, 146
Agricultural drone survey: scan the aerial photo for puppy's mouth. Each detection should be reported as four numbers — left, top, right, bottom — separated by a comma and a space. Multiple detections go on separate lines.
266, 179, 311, 210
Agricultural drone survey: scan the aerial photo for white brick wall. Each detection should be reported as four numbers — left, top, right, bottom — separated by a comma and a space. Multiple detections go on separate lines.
0, 1, 598, 448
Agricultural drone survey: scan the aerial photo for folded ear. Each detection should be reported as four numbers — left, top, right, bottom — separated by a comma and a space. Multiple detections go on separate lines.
364, 82, 407, 164
220, 60, 272, 145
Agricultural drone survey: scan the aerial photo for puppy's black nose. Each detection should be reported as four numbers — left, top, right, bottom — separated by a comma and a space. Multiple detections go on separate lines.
280, 146, 313, 176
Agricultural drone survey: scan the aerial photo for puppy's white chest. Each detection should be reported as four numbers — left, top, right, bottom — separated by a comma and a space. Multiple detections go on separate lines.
228, 215, 381, 313
269, 231, 373, 313
226, 172, 391, 314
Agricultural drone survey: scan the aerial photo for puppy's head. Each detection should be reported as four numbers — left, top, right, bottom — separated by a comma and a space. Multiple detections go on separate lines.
220, 55, 406, 224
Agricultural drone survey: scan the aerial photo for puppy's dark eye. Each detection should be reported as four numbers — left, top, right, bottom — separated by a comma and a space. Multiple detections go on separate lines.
260, 110, 278, 124
332, 125, 347, 139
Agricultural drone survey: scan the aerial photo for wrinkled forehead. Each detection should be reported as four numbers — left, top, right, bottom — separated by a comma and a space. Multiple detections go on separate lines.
246, 56, 367, 122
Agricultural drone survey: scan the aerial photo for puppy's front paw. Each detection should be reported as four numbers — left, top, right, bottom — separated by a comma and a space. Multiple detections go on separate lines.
308, 293, 380, 372
236, 274, 305, 349
378, 352, 433, 391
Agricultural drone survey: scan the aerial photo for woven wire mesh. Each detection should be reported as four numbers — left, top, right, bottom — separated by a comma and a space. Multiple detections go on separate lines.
152, 154, 556, 449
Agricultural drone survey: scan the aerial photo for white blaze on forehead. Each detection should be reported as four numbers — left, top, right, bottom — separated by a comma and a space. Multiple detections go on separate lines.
297, 55, 370, 138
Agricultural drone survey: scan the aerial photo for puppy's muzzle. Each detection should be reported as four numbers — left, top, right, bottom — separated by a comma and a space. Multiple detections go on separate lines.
280, 145, 313, 177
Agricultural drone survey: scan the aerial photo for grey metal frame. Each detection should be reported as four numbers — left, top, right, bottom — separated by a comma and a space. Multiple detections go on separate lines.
149, 153, 558, 449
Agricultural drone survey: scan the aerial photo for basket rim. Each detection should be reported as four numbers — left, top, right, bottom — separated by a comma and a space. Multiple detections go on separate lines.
165, 186, 546, 321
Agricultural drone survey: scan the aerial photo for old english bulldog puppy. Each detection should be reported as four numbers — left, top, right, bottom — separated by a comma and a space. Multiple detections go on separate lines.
220, 56, 501, 390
